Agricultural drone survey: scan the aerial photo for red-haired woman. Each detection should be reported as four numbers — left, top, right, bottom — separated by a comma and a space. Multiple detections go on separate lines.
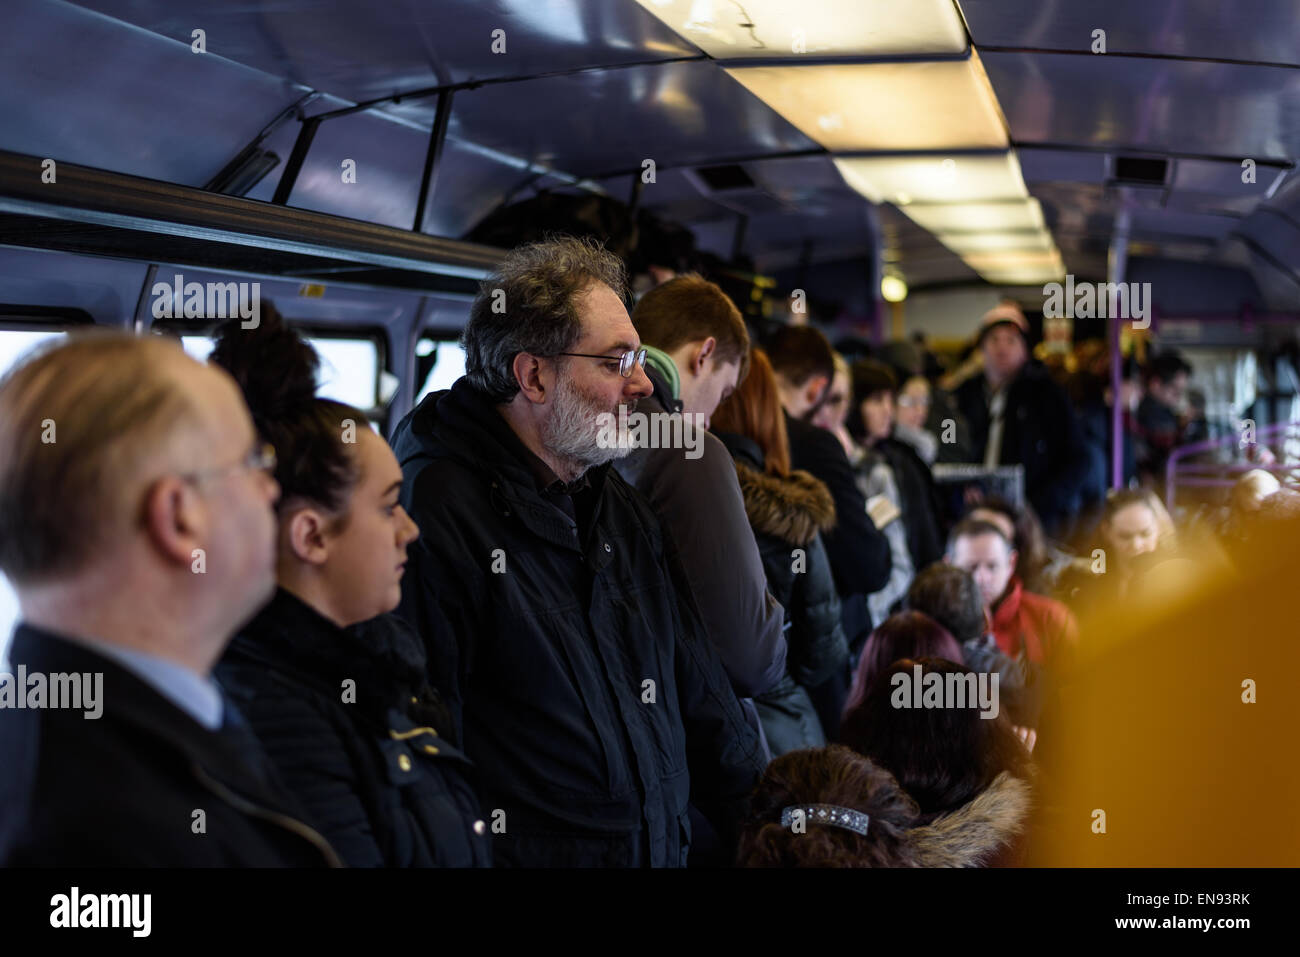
712, 348, 849, 756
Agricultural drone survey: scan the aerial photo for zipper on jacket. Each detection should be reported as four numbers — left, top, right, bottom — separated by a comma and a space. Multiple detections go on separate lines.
190, 761, 344, 867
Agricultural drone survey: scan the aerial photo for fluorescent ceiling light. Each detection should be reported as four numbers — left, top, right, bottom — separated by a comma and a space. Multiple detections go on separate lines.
835, 153, 1028, 205
902, 198, 1046, 234
634, 0, 967, 57
964, 249, 1066, 284
974, 265, 1067, 285
726, 54, 1009, 151
962, 250, 1063, 271
938, 230, 1056, 254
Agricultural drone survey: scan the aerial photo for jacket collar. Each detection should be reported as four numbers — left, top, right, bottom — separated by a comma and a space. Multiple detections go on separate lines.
992, 576, 1025, 629
904, 771, 1031, 866
8, 623, 295, 802
641, 344, 680, 406
226, 589, 425, 716
732, 459, 836, 547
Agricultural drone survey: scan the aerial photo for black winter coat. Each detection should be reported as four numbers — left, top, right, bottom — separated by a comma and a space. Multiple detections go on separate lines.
390, 378, 766, 867
953, 363, 1090, 533
0, 624, 339, 867
715, 433, 849, 757
216, 588, 492, 867
876, 434, 946, 571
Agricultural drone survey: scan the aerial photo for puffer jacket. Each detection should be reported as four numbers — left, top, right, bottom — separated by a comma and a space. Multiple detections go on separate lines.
715, 432, 849, 757
217, 588, 491, 867
390, 377, 766, 867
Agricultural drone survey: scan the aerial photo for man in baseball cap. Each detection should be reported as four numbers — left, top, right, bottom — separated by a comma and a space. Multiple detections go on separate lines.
954, 301, 1089, 536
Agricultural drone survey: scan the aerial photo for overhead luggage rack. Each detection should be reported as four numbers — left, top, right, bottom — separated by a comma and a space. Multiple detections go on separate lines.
0, 150, 504, 295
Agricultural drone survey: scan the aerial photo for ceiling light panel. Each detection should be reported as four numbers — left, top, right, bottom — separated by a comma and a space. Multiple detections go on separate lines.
834, 152, 1028, 205
725, 55, 1009, 151
634, 0, 967, 58
938, 230, 1055, 254
902, 198, 1046, 233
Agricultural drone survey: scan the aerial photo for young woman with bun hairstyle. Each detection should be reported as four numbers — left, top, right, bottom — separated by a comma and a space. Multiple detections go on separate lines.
209, 304, 490, 867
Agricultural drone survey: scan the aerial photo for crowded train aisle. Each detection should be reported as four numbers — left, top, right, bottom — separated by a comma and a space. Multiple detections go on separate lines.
3, 238, 1295, 875
1, 6, 1298, 924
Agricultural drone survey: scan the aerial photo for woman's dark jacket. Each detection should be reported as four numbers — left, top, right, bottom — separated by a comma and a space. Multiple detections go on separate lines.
216, 588, 491, 867
715, 432, 850, 756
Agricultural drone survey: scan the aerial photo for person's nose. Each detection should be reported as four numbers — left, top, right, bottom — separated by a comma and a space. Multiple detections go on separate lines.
261, 471, 280, 507
398, 505, 419, 546
626, 362, 653, 399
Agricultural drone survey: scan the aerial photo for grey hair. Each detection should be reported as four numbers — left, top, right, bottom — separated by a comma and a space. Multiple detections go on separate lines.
461, 235, 631, 402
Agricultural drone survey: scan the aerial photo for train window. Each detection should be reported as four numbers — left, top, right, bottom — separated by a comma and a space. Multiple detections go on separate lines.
171, 330, 381, 411
0, 329, 66, 379
415, 336, 466, 403
0, 573, 15, 664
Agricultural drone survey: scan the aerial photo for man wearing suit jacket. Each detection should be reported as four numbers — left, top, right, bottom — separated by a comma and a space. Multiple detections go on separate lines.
0, 333, 338, 866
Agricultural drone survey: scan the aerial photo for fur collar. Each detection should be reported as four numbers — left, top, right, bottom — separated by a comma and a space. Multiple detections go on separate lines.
903, 772, 1031, 867
734, 459, 836, 547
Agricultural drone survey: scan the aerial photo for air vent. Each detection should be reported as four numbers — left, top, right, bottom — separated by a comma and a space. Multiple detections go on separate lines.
1113, 156, 1168, 186
695, 164, 756, 191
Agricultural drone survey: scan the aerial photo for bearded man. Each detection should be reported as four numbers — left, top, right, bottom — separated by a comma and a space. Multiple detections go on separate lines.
391, 237, 765, 868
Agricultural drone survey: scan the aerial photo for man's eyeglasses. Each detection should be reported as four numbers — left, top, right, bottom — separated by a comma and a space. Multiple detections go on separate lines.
554, 348, 648, 378
182, 442, 277, 486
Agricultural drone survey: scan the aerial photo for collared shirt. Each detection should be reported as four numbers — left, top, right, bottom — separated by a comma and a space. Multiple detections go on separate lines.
70, 636, 224, 730
518, 443, 598, 536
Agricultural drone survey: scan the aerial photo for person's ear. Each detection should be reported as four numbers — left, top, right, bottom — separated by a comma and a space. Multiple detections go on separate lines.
142, 477, 206, 569
286, 507, 331, 566
1008, 548, 1019, 575
692, 337, 717, 374
512, 352, 551, 405
805, 374, 829, 407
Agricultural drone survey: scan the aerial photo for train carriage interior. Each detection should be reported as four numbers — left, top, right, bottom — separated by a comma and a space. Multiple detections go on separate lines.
0, 0, 1298, 883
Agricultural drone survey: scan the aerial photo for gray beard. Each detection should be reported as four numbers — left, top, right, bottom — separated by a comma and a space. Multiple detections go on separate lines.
541, 376, 633, 479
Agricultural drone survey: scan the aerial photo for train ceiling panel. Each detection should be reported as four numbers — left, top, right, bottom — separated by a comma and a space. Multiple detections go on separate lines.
73, 0, 700, 97
1, 0, 305, 187
0, 0, 1294, 307
959, 0, 1300, 67
980, 52, 1300, 162
393, 60, 818, 179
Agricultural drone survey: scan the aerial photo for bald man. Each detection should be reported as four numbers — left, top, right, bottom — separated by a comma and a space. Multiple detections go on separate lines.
0, 332, 338, 866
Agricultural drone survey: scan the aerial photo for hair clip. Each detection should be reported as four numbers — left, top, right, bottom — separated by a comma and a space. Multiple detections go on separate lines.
780, 804, 870, 836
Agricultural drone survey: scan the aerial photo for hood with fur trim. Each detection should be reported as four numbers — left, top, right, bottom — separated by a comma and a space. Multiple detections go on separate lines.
734, 459, 836, 548
902, 772, 1031, 867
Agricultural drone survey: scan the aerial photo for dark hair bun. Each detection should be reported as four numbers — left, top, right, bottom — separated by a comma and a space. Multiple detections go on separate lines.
209, 301, 319, 427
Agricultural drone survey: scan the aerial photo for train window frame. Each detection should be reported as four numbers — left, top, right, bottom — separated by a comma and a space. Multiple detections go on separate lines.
414, 329, 468, 404
0, 308, 96, 380
151, 318, 390, 419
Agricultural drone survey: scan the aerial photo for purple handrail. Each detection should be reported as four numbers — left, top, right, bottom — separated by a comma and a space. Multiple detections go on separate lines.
1165, 421, 1300, 510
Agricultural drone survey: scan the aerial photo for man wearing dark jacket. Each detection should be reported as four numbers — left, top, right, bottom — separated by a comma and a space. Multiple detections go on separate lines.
392, 237, 766, 867
953, 304, 1089, 536
0, 334, 338, 866
768, 326, 892, 737
617, 275, 787, 747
